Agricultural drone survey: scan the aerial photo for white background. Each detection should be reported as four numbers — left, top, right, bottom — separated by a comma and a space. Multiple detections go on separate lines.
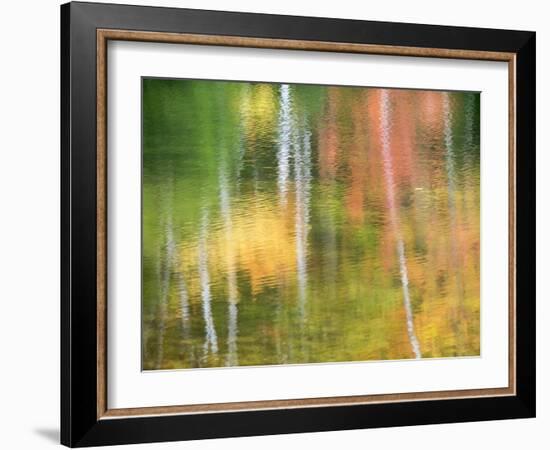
0, 0, 546, 449
109, 42, 509, 408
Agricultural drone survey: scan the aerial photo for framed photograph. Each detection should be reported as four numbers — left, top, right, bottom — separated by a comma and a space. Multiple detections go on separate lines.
61, 1, 535, 447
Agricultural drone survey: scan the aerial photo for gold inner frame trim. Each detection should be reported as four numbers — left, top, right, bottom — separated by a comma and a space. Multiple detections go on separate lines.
96, 28, 517, 420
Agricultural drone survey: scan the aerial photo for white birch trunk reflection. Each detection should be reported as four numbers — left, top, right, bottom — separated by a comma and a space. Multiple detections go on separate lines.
155, 212, 173, 369
277, 84, 292, 207
443, 94, 457, 218
154, 243, 167, 369
219, 162, 239, 366
443, 93, 466, 337
176, 270, 190, 338
198, 208, 218, 358
294, 120, 312, 323
380, 90, 422, 359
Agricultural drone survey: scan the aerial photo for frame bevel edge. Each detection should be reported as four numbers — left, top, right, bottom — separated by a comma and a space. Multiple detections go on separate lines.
96, 24, 108, 422
96, 28, 515, 62
508, 53, 517, 395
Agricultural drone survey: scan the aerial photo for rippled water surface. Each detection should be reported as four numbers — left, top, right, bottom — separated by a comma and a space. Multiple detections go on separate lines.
142, 78, 480, 370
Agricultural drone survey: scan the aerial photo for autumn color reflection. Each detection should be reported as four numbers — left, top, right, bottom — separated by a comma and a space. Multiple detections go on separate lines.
142, 79, 480, 369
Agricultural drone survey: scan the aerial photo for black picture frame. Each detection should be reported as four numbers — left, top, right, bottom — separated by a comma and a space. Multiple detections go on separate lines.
61, 1, 535, 447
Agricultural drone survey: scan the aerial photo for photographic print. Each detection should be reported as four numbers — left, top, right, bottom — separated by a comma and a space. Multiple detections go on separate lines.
141, 78, 480, 370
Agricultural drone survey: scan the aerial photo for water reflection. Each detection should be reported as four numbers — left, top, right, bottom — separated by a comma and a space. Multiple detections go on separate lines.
294, 117, 312, 322
198, 208, 218, 358
277, 84, 292, 207
219, 161, 239, 366
142, 79, 480, 370
379, 90, 421, 359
